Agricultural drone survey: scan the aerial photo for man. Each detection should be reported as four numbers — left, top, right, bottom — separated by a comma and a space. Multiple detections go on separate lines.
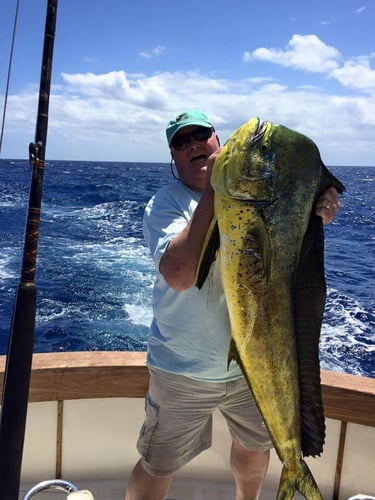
126, 110, 341, 500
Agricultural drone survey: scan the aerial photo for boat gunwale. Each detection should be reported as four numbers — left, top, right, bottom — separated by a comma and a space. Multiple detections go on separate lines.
0, 351, 374, 427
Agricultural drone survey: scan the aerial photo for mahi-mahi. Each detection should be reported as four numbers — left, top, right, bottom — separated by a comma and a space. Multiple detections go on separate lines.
196, 118, 345, 499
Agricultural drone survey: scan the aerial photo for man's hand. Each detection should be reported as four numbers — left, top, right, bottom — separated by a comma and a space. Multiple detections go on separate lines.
204, 148, 222, 191
315, 186, 341, 225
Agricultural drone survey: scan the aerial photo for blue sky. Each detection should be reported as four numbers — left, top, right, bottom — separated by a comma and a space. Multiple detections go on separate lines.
0, 0, 374, 165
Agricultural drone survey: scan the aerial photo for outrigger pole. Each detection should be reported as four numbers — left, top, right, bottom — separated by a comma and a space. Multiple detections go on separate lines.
0, 1, 58, 497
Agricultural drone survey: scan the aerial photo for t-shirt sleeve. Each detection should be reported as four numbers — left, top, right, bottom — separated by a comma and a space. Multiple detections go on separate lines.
143, 186, 194, 270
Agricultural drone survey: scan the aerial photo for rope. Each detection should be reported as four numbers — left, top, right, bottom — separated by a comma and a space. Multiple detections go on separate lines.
0, 0, 20, 155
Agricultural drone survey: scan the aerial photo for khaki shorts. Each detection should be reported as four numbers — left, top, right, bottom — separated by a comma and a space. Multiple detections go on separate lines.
136, 367, 272, 476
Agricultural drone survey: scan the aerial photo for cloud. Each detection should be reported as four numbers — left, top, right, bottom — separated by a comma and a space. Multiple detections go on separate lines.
330, 57, 375, 90
243, 34, 375, 92
2, 37, 374, 165
61, 71, 130, 99
244, 34, 342, 72
139, 45, 166, 59
61, 70, 170, 106
83, 56, 98, 64
354, 6, 366, 13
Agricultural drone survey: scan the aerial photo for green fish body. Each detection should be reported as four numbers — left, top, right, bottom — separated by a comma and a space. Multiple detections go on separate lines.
196, 118, 345, 499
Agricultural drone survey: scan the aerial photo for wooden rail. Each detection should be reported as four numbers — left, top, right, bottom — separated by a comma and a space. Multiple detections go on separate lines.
0, 351, 374, 427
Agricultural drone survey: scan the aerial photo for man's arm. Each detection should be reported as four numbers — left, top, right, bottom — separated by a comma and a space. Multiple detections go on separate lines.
160, 156, 341, 291
159, 185, 214, 291
159, 151, 220, 291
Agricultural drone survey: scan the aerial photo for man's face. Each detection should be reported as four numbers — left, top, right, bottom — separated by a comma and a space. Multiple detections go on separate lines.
170, 126, 220, 192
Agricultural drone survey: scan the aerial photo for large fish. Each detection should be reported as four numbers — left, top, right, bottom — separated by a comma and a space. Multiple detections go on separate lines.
196, 118, 345, 499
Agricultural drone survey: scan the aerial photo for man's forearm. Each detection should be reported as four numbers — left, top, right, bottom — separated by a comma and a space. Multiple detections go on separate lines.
159, 185, 214, 291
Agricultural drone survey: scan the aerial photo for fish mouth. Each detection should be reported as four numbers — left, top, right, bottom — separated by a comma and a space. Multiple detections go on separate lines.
241, 197, 277, 207
244, 198, 277, 207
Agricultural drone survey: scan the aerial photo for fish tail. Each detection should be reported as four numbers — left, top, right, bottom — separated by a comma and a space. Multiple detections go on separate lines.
276, 460, 323, 500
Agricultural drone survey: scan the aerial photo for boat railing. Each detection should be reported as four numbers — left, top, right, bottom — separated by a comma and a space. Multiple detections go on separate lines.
0, 351, 374, 500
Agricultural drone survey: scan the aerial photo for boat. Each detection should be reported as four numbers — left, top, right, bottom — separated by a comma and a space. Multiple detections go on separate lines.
0, 351, 373, 499
1, 2, 374, 499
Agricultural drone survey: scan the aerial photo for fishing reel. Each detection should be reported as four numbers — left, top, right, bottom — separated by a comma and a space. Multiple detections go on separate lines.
22, 479, 95, 499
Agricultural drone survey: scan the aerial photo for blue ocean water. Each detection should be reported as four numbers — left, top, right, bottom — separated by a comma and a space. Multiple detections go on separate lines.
0, 160, 374, 378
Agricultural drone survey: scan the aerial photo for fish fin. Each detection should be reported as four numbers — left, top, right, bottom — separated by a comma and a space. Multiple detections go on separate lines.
319, 161, 346, 195
295, 213, 326, 457
227, 338, 241, 368
276, 460, 323, 500
195, 219, 220, 289
294, 162, 343, 456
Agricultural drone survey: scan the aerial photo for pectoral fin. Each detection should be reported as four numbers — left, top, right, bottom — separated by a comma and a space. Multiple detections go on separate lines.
196, 218, 220, 289
319, 162, 346, 195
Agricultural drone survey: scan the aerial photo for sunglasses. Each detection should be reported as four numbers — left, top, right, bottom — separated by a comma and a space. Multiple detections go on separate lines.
171, 127, 214, 150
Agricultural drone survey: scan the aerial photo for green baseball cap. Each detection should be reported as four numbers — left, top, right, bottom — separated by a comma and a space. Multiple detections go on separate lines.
166, 109, 214, 146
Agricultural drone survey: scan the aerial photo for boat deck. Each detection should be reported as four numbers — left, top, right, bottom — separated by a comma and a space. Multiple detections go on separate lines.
20, 478, 286, 499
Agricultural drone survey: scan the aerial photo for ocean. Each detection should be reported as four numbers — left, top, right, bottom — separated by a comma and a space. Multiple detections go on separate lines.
0, 160, 374, 378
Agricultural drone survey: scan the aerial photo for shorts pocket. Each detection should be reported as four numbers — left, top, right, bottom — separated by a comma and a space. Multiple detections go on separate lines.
137, 392, 160, 460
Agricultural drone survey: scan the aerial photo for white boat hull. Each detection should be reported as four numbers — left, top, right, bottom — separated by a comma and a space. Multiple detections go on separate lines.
0, 352, 373, 499
19, 399, 375, 499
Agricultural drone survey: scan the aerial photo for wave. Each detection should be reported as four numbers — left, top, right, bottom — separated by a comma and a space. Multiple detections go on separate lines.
321, 288, 375, 377
1, 161, 373, 378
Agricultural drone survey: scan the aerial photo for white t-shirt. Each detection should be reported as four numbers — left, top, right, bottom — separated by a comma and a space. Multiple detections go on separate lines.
143, 179, 243, 382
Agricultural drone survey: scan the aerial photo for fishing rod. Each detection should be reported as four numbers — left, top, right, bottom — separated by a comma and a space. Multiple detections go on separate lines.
0, 0, 20, 155
0, 0, 58, 497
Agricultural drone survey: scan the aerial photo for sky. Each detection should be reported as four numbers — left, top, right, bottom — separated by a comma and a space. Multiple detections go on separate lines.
0, 0, 374, 165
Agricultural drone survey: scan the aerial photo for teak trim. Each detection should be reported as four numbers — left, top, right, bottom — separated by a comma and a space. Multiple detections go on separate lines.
0, 352, 374, 427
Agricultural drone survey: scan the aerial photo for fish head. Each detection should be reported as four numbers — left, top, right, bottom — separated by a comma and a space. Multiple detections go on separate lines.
211, 117, 328, 205
211, 117, 276, 203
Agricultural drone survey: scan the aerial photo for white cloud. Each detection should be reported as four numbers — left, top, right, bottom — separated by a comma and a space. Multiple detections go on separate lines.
61, 70, 170, 107
2, 37, 374, 165
244, 34, 375, 92
82, 56, 98, 64
244, 34, 342, 73
2, 69, 372, 165
330, 58, 375, 90
354, 6, 366, 13
62, 71, 131, 99
139, 45, 166, 59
